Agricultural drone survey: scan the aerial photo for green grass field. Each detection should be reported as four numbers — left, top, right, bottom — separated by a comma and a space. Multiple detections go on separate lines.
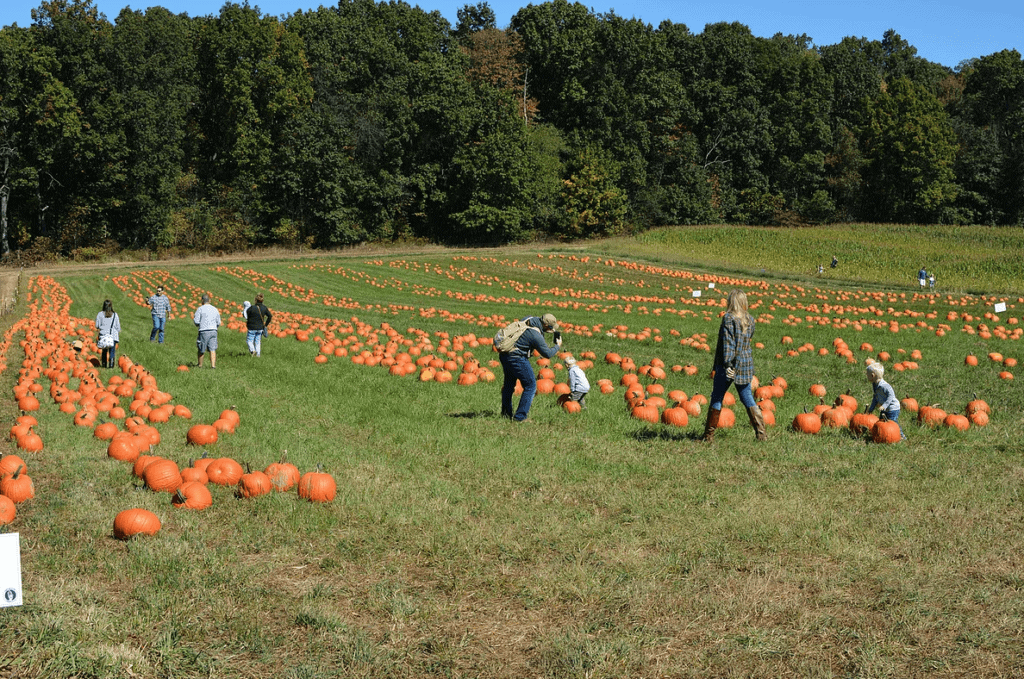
1, 225, 1022, 678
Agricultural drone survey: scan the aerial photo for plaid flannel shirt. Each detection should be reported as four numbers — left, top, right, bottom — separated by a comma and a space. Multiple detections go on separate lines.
148, 294, 171, 318
713, 312, 755, 385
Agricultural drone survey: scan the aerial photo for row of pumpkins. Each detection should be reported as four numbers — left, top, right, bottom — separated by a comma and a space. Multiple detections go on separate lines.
0, 276, 338, 537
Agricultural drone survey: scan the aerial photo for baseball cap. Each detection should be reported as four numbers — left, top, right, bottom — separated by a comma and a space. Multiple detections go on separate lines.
541, 313, 559, 332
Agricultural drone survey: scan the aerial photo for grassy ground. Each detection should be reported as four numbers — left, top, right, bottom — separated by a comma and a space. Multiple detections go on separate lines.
0, 226, 1022, 678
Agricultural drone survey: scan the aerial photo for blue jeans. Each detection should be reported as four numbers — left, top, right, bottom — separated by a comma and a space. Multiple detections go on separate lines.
101, 342, 118, 369
709, 368, 756, 411
246, 329, 263, 356
499, 352, 536, 421
882, 407, 906, 439
150, 316, 166, 343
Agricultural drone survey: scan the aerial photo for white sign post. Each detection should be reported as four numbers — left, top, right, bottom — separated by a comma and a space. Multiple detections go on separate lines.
0, 533, 23, 607
994, 302, 1007, 314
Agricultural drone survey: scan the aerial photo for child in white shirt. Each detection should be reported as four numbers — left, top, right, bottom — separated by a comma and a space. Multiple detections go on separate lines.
565, 356, 590, 408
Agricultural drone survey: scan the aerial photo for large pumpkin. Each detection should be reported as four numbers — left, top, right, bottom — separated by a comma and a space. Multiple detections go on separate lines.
143, 459, 183, 493
113, 508, 161, 539
186, 424, 218, 446
0, 466, 34, 503
172, 482, 213, 510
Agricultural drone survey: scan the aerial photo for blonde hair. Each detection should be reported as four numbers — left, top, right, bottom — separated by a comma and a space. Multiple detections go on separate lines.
726, 289, 752, 333
866, 362, 884, 380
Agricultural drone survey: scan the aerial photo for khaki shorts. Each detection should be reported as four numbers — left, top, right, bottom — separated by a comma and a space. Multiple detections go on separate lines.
197, 330, 218, 353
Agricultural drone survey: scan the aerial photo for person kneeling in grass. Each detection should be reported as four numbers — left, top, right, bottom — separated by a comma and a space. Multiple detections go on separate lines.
865, 362, 905, 440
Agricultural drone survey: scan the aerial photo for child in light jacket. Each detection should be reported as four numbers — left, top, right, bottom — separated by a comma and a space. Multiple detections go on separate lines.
565, 356, 590, 408
865, 362, 905, 439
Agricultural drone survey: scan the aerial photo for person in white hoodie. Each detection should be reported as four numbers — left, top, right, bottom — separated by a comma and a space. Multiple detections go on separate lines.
565, 356, 590, 409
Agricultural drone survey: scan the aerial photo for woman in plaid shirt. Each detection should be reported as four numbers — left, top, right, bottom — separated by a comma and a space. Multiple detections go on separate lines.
702, 289, 766, 442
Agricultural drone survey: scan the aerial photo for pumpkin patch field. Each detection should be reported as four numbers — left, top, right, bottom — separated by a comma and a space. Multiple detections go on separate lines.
1, 237, 1023, 678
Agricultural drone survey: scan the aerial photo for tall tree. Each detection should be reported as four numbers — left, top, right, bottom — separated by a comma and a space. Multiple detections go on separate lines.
861, 76, 959, 222
0, 25, 80, 253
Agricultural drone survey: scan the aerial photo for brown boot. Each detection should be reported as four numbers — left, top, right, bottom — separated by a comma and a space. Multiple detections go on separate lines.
747, 406, 767, 441
701, 407, 721, 442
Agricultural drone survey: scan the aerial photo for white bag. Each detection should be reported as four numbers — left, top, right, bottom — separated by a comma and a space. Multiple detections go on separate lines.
97, 334, 115, 349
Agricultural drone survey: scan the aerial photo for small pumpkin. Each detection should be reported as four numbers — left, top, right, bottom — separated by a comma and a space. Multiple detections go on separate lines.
298, 464, 336, 503
236, 463, 273, 499
113, 508, 161, 539
265, 452, 299, 492
172, 481, 213, 510
0, 466, 34, 503
186, 424, 218, 446
0, 455, 27, 479
871, 414, 903, 444
792, 408, 822, 435
0, 495, 15, 525
661, 406, 689, 427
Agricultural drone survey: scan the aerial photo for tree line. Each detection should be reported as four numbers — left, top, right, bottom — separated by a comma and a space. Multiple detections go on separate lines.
1, 0, 1022, 258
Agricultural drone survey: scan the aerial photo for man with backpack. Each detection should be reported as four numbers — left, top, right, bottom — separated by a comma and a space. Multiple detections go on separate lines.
495, 313, 562, 422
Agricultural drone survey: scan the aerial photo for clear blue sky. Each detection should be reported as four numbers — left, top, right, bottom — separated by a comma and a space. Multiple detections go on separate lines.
2, 0, 1021, 69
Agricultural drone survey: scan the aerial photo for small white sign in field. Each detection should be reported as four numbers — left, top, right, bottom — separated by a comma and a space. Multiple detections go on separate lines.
0, 533, 23, 608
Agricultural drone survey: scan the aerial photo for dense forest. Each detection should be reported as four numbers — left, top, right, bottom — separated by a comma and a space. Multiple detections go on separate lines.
0, 0, 1022, 258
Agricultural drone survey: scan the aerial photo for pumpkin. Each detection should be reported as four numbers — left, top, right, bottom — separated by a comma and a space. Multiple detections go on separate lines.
917, 406, 947, 428
218, 407, 241, 428
661, 407, 689, 427
15, 431, 43, 453
173, 405, 192, 419
143, 459, 182, 493
93, 422, 119, 440
966, 394, 990, 415
206, 457, 244, 486
943, 412, 970, 432
682, 400, 701, 417
237, 463, 273, 499
871, 415, 903, 444
820, 403, 851, 429
717, 408, 736, 428
562, 399, 582, 414
265, 453, 300, 492
0, 495, 15, 525
212, 418, 235, 434
629, 400, 660, 424
900, 395, 919, 414
792, 408, 822, 435
180, 464, 209, 485
133, 454, 162, 478
969, 410, 989, 427
0, 455, 27, 479
172, 481, 212, 510
107, 438, 141, 463
298, 465, 336, 503
113, 508, 161, 539
0, 466, 34, 503
850, 412, 879, 436
186, 424, 218, 446
809, 384, 826, 398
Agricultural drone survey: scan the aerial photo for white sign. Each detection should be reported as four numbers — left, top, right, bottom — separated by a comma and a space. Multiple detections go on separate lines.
0, 533, 22, 607
707, 282, 715, 289
691, 290, 701, 298
994, 302, 1007, 313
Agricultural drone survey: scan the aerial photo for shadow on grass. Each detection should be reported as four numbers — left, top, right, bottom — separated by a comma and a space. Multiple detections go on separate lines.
632, 429, 703, 443
447, 411, 498, 419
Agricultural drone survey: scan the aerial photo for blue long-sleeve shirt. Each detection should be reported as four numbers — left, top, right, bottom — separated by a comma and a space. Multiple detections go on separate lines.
868, 378, 900, 413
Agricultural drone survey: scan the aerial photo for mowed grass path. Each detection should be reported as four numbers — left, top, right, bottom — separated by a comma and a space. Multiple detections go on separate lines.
1, 227, 1023, 678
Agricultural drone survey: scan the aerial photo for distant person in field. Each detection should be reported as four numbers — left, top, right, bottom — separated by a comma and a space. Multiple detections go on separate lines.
245, 293, 272, 357
497, 313, 562, 422
918, 266, 927, 288
148, 285, 170, 344
95, 299, 121, 369
865, 362, 905, 440
703, 289, 765, 442
929, 273, 936, 290
831, 254, 838, 269
193, 293, 222, 369
817, 264, 824, 274
564, 355, 590, 409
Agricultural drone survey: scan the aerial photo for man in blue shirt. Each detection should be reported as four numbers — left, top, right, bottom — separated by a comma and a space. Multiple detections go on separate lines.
193, 294, 222, 369
148, 286, 171, 344
498, 313, 562, 422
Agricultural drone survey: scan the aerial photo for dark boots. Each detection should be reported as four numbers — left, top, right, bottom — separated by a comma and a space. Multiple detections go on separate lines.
701, 407, 721, 442
747, 406, 767, 441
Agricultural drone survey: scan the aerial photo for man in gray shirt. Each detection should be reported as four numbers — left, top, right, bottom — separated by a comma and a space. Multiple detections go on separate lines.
193, 293, 222, 368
